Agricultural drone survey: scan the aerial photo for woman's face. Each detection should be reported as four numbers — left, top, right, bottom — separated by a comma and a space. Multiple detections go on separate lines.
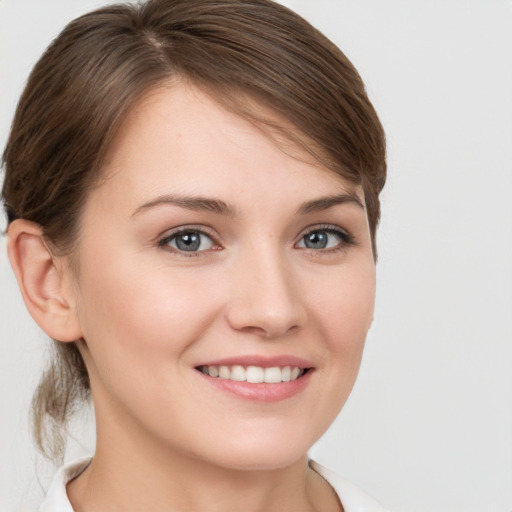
69, 83, 376, 470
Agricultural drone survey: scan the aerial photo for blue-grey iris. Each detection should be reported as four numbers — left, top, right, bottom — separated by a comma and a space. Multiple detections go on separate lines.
303, 231, 328, 249
175, 232, 201, 251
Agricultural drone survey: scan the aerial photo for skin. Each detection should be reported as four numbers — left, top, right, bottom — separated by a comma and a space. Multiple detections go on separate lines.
9, 83, 376, 512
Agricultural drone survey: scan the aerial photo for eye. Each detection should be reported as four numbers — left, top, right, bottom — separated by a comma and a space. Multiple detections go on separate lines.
296, 227, 352, 251
159, 229, 215, 253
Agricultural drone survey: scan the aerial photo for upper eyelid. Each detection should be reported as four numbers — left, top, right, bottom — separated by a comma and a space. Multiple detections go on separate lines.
296, 223, 351, 239
157, 224, 219, 243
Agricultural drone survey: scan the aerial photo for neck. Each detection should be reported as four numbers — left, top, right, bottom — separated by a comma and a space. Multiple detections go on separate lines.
68, 448, 332, 512
66, 389, 341, 512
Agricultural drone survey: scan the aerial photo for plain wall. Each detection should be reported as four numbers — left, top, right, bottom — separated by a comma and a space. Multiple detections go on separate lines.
1, 1, 511, 511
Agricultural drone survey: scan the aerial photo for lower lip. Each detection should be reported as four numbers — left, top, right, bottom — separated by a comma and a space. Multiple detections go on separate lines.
197, 370, 313, 402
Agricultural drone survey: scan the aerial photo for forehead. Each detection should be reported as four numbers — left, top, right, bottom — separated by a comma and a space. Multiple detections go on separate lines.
97, 83, 364, 208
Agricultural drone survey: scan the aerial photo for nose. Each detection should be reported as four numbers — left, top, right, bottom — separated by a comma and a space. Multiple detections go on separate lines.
225, 248, 307, 339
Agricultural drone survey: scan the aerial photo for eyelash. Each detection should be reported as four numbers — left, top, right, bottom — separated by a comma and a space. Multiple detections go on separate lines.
157, 225, 219, 257
157, 224, 355, 257
298, 224, 355, 254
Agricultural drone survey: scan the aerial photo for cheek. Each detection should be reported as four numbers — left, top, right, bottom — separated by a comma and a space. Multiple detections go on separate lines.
75, 254, 223, 371
73, 258, 227, 431
306, 258, 375, 413
286, 261, 376, 439
311, 261, 375, 352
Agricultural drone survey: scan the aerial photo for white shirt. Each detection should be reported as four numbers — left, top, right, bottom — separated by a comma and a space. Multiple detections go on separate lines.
40, 457, 390, 512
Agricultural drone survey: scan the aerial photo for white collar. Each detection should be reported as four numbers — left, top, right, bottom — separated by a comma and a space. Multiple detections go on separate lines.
39, 457, 91, 512
309, 460, 390, 512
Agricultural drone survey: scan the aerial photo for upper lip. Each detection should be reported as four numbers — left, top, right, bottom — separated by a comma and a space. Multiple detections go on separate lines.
195, 355, 314, 369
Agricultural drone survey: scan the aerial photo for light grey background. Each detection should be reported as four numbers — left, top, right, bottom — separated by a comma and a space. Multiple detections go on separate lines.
1, 1, 511, 511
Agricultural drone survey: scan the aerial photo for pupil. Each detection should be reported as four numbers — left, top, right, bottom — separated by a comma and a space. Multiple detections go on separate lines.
305, 231, 327, 249
176, 232, 200, 251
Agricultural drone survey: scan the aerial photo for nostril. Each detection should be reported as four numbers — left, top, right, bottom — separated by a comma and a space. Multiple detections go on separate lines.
239, 323, 299, 340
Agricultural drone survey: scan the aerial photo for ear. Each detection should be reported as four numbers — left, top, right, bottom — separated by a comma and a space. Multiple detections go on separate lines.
7, 219, 83, 342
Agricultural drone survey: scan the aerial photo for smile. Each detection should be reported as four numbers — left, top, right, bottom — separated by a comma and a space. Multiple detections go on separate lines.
197, 365, 307, 383
195, 356, 314, 402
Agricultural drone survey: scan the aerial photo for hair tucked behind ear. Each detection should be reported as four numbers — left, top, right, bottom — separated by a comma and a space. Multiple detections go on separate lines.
2, 0, 386, 461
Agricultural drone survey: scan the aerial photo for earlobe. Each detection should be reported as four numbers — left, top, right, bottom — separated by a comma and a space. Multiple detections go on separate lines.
6, 219, 83, 342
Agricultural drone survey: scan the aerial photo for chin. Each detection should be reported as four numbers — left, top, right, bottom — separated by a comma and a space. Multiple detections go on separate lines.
192, 428, 318, 472
209, 450, 308, 472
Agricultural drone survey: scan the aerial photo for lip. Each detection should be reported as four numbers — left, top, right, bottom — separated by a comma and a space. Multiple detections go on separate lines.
194, 354, 314, 403
195, 354, 313, 369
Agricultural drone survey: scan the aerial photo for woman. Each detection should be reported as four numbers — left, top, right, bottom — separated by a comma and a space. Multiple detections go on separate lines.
2, 0, 388, 510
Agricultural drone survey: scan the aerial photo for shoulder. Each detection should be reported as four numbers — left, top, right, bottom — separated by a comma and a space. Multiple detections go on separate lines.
39, 457, 91, 512
309, 460, 391, 512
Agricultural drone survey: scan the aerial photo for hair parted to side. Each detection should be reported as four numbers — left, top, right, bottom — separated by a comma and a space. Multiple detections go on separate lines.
2, 0, 386, 462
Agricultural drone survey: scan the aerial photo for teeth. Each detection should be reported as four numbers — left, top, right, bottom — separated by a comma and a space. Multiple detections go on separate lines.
199, 365, 306, 383
219, 365, 230, 379
264, 367, 282, 383
230, 365, 246, 381
246, 366, 264, 383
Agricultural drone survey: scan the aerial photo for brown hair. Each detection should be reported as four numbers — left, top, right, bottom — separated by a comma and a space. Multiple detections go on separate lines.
2, 0, 386, 461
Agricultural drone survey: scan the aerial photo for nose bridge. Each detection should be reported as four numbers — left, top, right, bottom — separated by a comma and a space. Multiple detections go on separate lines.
226, 238, 305, 338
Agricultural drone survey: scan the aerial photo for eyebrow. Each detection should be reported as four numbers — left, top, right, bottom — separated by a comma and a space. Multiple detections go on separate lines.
132, 191, 364, 218
132, 194, 236, 217
296, 193, 364, 215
